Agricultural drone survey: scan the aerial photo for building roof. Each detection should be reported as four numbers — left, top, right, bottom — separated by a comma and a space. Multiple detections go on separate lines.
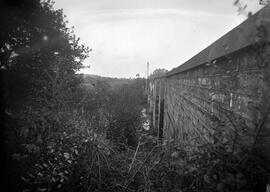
167, 6, 270, 77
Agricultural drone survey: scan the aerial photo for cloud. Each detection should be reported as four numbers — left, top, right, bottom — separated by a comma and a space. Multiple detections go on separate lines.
78, 11, 244, 77
53, 0, 263, 78
74, 8, 238, 24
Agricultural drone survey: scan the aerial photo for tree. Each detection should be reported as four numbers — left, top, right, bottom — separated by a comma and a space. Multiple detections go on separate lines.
0, 0, 89, 108
149, 68, 168, 79
0, 1, 89, 191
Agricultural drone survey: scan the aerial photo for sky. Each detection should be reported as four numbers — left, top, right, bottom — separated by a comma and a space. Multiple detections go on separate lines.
53, 0, 263, 78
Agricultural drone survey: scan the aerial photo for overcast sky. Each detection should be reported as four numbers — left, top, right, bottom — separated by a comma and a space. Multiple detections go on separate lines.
54, 0, 263, 78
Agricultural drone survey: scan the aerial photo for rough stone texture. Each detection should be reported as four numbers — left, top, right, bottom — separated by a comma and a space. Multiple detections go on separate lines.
148, 78, 165, 138
149, 7, 270, 161
164, 46, 269, 150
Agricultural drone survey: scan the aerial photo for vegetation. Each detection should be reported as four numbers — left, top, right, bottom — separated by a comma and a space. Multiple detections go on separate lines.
148, 69, 168, 79
1, 2, 148, 190
1, 0, 269, 192
82, 74, 133, 90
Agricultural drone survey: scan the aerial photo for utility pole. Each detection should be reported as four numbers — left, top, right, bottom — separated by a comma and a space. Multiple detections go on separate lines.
145, 61, 150, 113
146, 61, 149, 93
147, 61, 149, 79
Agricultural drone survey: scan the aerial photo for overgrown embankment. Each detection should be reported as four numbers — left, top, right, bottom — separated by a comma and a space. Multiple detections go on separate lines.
2, 0, 269, 191
3, 71, 149, 191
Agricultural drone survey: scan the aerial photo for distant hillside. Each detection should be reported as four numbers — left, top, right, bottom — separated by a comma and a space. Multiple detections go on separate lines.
82, 74, 133, 89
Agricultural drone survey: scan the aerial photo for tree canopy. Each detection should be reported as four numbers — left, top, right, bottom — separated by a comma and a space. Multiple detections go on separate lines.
0, 0, 89, 107
149, 68, 168, 79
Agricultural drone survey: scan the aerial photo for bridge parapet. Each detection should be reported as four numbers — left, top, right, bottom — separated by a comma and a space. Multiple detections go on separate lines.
149, 6, 270, 162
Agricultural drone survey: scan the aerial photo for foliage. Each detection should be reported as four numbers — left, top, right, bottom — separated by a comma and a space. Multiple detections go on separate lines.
233, 0, 252, 17
82, 74, 134, 90
2, 1, 269, 192
144, 138, 269, 192
19, 126, 267, 192
1, 0, 89, 107
149, 68, 168, 79
1, 0, 89, 191
106, 78, 147, 148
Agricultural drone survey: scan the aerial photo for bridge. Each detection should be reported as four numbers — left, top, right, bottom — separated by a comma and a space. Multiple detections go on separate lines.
148, 6, 270, 161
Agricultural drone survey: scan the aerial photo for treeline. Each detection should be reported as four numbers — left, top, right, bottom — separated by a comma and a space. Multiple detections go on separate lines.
80, 77, 147, 148
3, 73, 147, 191
1, 0, 148, 191
82, 74, 134, 89
1, 0, 88, 190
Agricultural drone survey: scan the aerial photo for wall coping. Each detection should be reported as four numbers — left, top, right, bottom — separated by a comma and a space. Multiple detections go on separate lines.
166, 6, 270, 77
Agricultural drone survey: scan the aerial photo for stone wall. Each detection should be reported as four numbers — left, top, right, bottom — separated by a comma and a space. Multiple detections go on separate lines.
148, 77, 165, 139
149, 7, 270, 160
164, 46, 270, 150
